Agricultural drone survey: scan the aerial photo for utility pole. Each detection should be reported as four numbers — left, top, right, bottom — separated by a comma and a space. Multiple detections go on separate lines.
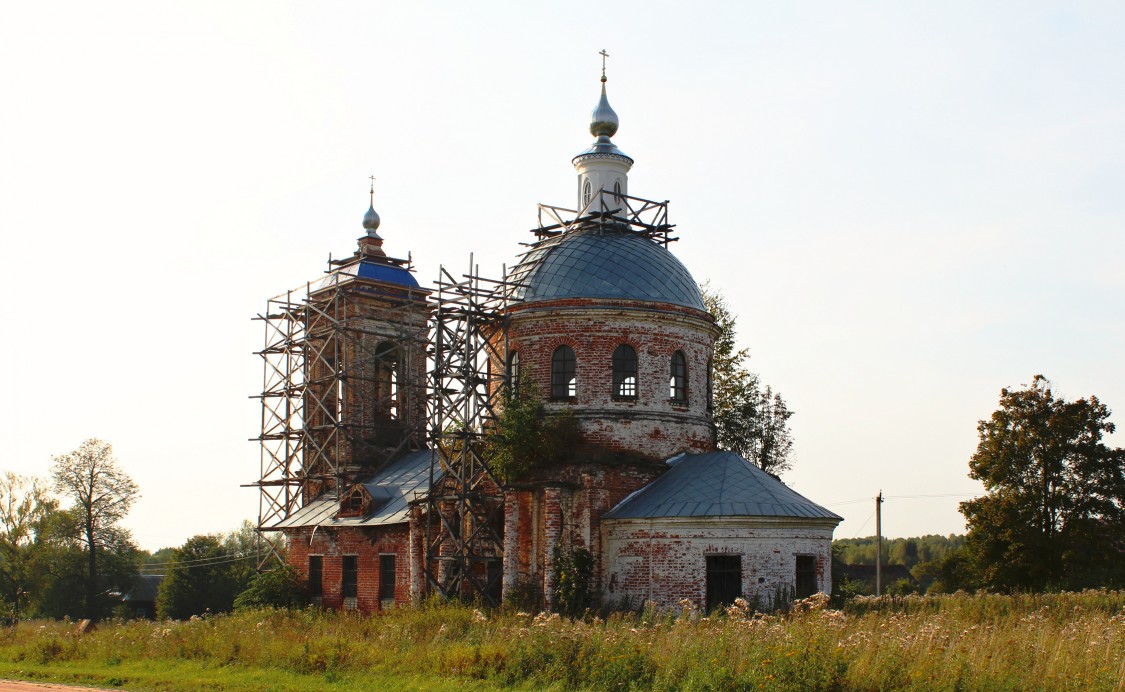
875, 490, 884, 596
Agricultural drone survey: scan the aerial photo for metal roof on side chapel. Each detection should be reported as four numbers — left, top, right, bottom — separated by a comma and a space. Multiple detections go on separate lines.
604, 451, 842, 521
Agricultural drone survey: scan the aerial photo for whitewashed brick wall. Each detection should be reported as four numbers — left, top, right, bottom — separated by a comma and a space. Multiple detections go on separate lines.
602, 517, 836, 610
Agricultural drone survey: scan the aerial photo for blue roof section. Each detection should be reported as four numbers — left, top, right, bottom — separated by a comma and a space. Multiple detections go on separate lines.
272, 449, 436, 529
353, 261, 420, 288
604, 451, 842, 521
311, 259, 421, 293
508, 228, 706, 310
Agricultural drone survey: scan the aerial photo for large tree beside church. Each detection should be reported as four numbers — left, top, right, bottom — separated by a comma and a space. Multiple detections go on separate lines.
960, 376, 1125, 591
50, 439, 141, 619
702, 286, 794, 476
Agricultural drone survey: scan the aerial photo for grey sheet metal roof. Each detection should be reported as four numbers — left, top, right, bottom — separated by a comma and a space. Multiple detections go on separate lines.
507, 227, 706, 310
603, 451, 842, 521
272, 449, 436, 530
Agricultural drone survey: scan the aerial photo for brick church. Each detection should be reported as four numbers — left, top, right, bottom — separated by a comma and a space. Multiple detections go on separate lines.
259, 66, 840, 614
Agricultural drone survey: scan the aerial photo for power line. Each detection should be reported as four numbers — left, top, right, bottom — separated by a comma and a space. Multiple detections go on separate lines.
826, 492, 977, 507
848, 508, 876, 538
139, 552, 257, 569
885, 493, 976, 500
824, 496, 873, 507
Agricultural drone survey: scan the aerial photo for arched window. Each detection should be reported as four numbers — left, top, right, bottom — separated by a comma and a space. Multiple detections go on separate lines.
613, 180, 622, 197
374, 341, 401, 419
612, 344, 638, 400
551, 345, 576, 400
582, 179, 592, 208
506, 351, 521, 396
670, 350, 687, 402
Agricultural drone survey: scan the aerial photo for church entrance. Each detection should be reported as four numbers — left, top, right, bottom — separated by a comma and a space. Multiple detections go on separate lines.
705, 554, 742, 611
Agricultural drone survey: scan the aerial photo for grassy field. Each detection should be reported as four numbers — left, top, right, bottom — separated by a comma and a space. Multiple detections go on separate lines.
1, 590, 1123, 690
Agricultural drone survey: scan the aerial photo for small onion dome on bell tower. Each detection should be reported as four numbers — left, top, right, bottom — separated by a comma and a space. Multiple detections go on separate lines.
363, 204, 381, 236
590, 76, 620, 138
359, 176, 386, 258
573, 50, 633, 218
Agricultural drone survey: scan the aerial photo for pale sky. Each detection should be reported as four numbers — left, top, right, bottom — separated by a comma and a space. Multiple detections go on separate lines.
2, 2, 1122, 551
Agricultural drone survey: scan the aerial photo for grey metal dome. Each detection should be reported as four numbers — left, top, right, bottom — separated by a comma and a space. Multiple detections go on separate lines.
508, 227, 706, 310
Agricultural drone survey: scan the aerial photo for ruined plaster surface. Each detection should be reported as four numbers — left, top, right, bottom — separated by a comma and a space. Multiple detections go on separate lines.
601, 517, 836, 610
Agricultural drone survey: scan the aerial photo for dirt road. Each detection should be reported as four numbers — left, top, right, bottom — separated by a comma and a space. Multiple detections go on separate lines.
0, 682, 114, 691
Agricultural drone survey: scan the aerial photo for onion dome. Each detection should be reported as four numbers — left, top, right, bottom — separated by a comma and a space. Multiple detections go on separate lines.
363, 204, 381, 238
363, 205, 381, 232
574, 60, 632, 164
363, 179, 382, 238
590, 78, 619, 138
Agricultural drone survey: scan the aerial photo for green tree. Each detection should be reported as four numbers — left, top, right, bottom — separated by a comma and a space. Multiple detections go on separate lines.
960, 376, 1125, 591
49, 439, 140, 619
754, 385, 794, 476
489, 377, 581, 483
0, 473, 57, 618
220, 519, 261, 593
28, 505, 139, 619
156, 535, 243, 619
912, 548, 975, 594
702, 286, 795, 476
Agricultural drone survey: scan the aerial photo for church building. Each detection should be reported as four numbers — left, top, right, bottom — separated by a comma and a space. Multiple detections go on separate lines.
258, 66, 840, 614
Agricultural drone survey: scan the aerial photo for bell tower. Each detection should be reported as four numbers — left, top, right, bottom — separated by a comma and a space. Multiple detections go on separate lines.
301, 181, 432, 494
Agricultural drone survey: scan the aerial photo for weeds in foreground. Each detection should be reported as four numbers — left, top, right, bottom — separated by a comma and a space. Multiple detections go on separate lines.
1, 590, 1123, 690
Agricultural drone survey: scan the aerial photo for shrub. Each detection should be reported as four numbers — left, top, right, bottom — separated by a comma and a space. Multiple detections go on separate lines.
552, 546, 595, 617
234, 564, 308, 611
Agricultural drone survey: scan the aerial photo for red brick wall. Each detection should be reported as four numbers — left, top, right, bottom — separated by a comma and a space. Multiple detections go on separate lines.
507, 463, 665, 602
502, 298, 719, 460
286, 524, 410, 614
302, 282, 431, 497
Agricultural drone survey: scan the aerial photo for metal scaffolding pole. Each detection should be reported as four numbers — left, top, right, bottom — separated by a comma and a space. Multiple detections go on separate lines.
252, 258, 428, 571
423, 256, 517, 606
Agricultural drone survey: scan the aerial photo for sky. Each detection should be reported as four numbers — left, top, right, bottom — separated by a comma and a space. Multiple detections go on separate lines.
2, 1, 1123, 551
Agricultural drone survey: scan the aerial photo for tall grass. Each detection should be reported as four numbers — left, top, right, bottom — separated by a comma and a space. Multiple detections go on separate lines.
1, 590, 1123, 690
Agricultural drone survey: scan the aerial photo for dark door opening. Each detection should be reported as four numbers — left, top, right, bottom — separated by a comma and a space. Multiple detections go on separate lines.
308, 555, 323, 598
795, 555, 817, 598
379, 554, 396, 610
342, 555, 358, 600
705, 555, 742, 611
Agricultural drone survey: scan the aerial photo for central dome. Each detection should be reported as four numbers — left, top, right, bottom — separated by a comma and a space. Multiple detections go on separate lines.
508, 227, 705, 310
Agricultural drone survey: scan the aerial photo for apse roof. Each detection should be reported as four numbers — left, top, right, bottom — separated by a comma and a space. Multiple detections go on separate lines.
271, 449, 436, 530
603, 451, 842, 521
507, 228, 705, 310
